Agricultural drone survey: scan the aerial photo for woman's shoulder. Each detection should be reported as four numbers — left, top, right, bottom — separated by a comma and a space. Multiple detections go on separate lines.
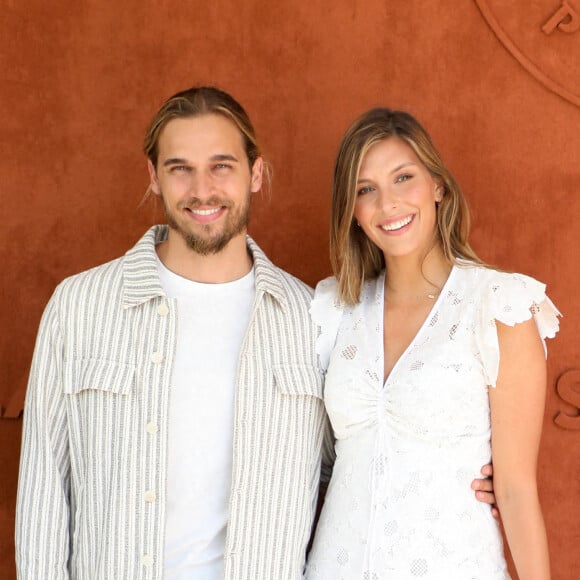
311, 274, 383, 371
455, 261, 549, 299
312, 274, 382, 309
310, 277, 343, 373
313, 275, 339, 299
460, 263, 562, 387
456, 263, 557, 323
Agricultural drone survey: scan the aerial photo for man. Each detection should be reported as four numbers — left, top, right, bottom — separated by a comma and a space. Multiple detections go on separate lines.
16, 86, 495, 580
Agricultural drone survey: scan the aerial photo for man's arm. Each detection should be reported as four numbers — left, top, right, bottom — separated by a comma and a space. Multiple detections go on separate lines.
320, 414, 335, 486
16, 290, 71, 579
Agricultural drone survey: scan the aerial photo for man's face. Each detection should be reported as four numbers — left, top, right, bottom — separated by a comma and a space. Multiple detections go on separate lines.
148, 114, 262, 255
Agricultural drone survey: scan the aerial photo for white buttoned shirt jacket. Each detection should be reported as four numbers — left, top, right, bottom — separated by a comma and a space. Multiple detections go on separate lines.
16, 225, 334, 580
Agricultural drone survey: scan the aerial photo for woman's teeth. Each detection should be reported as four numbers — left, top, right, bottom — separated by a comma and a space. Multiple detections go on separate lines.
381, 215, 413, 231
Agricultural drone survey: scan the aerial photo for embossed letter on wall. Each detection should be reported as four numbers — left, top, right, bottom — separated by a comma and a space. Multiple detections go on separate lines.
554, 369, 580, 430
475, 0, 580, 107
542, 0, 580, 34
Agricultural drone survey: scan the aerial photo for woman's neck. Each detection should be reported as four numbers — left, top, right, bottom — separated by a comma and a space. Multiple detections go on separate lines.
384, 246, 452, 302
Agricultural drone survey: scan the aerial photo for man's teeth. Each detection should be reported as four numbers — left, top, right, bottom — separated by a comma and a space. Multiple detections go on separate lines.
191, 207, 221, 216
381, 215, 413, 232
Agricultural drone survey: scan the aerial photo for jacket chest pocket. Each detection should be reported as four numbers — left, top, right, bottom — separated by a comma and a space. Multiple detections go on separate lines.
63, 358, 135, 396
62, 359, 138, 501
272, 364, 324, 399
63, 359, 137, 462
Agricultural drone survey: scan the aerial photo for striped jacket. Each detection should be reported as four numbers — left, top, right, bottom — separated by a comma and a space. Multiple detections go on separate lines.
16, 225, 334, 580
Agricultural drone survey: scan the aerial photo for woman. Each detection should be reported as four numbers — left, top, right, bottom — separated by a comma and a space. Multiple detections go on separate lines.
305, 108, 560, 579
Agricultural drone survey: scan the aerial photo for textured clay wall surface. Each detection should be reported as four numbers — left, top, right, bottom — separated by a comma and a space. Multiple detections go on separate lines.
1, 1, 579, 578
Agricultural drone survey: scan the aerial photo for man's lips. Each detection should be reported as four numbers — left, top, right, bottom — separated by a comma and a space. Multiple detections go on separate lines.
184, 205, 226, 224
189, 207, 221, 216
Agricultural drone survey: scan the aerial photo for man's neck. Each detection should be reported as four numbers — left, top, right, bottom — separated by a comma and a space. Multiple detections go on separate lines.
156, 229, 253, 284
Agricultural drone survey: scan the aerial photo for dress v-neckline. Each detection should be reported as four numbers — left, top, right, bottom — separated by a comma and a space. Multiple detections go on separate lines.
379, 265, 457, 387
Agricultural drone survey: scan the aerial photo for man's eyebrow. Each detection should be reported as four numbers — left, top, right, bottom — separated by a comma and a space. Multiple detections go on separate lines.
210, 153, 239, 162
162, 154, 240, 167
162, 157, 189, 167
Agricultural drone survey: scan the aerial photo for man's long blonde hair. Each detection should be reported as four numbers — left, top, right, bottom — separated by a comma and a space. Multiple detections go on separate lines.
144, 86, 261, 170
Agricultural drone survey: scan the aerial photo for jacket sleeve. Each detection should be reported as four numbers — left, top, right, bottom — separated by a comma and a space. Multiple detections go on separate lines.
320, 417, 336, 484
16, 285, 71, 579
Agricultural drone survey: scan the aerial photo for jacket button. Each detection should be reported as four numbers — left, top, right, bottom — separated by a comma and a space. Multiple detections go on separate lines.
142, 554, 153, 566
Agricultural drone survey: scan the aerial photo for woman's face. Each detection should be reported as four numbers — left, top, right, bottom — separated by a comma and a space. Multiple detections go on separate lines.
353, 136, 442, 262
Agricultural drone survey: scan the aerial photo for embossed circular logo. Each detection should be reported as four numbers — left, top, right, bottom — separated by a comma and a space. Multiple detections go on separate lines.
475, 0, 580, 107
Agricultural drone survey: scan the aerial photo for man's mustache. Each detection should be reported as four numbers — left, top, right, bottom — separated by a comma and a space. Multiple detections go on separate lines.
178, 196, 233, 209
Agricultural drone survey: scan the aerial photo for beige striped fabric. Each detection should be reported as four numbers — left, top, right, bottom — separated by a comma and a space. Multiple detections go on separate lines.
16, 225, 335, 580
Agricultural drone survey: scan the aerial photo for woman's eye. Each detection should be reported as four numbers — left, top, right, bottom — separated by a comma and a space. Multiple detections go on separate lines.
357, 186, 373, 196
395, 173, 413, 183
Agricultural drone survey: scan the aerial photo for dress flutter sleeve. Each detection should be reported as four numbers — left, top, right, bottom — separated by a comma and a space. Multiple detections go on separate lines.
310, 276, 343, 373
479, 271, 562, 388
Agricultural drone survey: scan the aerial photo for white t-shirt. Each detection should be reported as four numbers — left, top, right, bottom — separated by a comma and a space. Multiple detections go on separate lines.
157, 256, 255, 580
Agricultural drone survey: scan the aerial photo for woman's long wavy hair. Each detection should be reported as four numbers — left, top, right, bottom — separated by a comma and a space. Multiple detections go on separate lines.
331, 108, 484, 305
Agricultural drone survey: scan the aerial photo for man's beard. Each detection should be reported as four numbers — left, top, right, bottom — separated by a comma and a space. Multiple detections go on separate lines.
161, 192, 251, 256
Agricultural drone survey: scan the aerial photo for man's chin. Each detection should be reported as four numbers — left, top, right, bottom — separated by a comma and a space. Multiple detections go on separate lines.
182, 230, 241, 256
165, 209, 250, 256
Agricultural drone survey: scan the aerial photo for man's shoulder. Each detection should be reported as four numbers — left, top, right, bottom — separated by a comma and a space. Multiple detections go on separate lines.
55, 227, 160, 299
44, 258, 125, 321
273, 266, 314, 298
257, 264, 314, 323
247, 237, 314, 307
57, 254, 126, 296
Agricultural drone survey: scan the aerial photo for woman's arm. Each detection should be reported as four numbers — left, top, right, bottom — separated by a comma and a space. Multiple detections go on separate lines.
489, 318, 550, 580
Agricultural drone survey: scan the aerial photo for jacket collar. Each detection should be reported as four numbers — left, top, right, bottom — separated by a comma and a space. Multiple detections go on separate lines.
122, 225, 288, 309
246, 236, 287, 309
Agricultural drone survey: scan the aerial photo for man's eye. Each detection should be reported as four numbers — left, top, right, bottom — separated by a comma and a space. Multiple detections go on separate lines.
170, 165, 189, 173
214, 163, 231, 170
357, 186, 373, 196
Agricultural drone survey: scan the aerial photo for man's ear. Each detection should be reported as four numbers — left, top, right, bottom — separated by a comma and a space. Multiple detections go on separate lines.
250, 157, 264, 193
147, 159, 161, 196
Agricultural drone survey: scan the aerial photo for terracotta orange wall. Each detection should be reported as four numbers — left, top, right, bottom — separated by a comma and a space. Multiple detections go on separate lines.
1, 1, 578, 578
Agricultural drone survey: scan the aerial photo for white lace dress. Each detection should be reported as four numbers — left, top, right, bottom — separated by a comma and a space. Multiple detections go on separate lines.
305, 263, 560, 580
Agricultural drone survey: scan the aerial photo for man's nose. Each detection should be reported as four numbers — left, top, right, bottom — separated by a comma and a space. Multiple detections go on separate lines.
190, 171, 215, 199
